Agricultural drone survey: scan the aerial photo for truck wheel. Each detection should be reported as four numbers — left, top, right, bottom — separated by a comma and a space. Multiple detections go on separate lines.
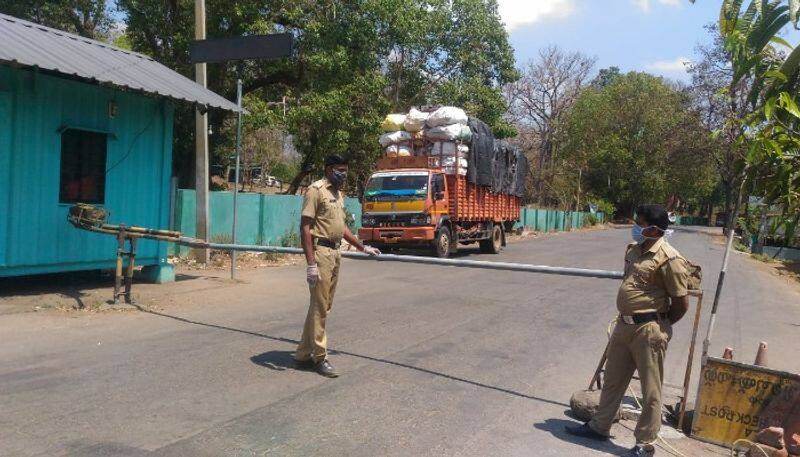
480, 224, 503, 254
434, 226, 452, 258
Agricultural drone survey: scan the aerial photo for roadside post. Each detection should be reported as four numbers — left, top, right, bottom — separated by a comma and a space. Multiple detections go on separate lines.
190, 33, 293, 280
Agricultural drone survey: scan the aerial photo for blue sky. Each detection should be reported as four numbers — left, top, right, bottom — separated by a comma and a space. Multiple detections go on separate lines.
499, 0, 799, 82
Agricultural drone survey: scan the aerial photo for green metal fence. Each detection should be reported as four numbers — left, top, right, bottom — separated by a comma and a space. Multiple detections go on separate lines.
171, 190, 362, 256
674, 215, 709, 226
171, 192, 605, 256
516, 207, 604, 232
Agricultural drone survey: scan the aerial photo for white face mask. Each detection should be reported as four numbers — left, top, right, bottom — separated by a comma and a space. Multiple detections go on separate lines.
631, 223, 668, 243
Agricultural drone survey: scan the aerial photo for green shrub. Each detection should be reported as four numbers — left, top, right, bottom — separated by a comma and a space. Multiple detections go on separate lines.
586, 214, 599, 226
587, 197, 615, 219
751, 253, 776, 263
280, 230, 300, 248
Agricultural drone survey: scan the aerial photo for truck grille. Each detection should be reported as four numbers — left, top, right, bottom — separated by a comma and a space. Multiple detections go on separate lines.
363, 213, 426, 227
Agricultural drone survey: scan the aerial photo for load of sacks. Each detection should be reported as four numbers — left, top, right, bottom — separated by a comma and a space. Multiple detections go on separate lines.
379, 106, 472, 176
378, 106, 529, 196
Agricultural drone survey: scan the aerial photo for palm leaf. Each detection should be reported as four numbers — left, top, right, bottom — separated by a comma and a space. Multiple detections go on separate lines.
770, 35, 793, 48
721, 0, 747, 35
790, 0, 800, 28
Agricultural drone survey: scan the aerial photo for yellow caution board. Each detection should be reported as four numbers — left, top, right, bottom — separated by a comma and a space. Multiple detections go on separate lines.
692, 357, 800, 447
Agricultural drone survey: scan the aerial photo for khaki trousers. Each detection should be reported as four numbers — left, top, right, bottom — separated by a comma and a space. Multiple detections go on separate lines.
589, 319, 671, 445
295, 246, 341, 363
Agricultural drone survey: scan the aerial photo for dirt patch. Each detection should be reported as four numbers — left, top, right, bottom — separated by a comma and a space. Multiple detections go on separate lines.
0, 251, 303, 316
173, 251, 302, 272
0, 271, 122, 315
746, 254, 800, 289
506, 223, 609, 244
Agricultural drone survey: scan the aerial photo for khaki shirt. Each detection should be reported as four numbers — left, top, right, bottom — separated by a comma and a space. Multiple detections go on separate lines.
301, 178, 346, 242
616, 237, 689, 315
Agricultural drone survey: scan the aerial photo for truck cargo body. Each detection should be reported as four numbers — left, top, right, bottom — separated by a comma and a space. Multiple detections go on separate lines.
358, 157, 521, 257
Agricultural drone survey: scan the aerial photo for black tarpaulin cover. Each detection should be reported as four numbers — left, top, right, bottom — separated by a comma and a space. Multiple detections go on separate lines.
466, 118, 529, 196
466, 118, 495, 187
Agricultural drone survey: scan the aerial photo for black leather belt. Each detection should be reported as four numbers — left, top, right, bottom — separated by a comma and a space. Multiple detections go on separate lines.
315, 238, 341, 249
619, 312, 669, 325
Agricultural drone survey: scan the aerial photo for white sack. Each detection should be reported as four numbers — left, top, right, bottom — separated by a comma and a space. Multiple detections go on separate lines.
379, 130, 412, 147
426, 106, 468, 127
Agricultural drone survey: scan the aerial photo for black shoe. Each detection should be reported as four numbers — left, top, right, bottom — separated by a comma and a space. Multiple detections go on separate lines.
564, 422, 609, 441
314, 359, 339, 378
628, 444, 655, 456
294, 358, 314, 370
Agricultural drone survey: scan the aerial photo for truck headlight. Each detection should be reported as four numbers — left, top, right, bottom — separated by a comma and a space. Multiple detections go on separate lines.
362, 216, 376, 226
409, 215, 431, 226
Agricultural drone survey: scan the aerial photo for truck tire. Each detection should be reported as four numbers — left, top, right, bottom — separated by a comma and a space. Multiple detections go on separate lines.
479, 224, 503, 254
434, 226, 452, 258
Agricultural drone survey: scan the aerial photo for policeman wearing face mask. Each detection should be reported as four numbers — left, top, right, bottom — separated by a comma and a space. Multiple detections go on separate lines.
294, 154, 380, 378
566, 204, 690, 457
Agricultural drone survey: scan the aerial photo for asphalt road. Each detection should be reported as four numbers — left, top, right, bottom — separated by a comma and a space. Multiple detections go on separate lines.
1, 227, 798, 457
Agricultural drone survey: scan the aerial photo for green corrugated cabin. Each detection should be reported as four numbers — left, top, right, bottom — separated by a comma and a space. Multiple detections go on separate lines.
0, 13, 240, 279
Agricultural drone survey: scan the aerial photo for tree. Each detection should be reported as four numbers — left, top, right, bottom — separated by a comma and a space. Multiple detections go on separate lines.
691, 0, 799, 240
558, 72, 718, 216
118, 0, 295, 187
687, 25, 752, 221
718, 0, 800, 247
505, 46, 597, 205
592, 66, 622, 88
116, 0, 517, 194
0, 0, 112, 39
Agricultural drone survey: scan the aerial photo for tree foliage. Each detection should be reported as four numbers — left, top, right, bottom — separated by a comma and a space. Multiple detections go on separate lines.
0, 0, 112, 38
3, 0, 516, 194
505, 46, 597, 204
687, 25, 753, 218
558, 72, 718, 216
695, 0, 800, 244
115, 0, 517, 193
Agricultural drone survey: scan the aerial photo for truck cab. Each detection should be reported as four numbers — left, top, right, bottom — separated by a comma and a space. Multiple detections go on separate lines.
359, 168, 451, 255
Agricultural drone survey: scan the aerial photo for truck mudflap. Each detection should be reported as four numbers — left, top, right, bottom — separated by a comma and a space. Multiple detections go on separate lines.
358, 227, 436, 246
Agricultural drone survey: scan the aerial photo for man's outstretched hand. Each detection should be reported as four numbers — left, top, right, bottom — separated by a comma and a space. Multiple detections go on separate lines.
363, 246, 381, 256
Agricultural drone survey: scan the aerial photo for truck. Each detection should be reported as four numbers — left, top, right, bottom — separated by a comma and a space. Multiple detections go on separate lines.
358, 155, 522, 258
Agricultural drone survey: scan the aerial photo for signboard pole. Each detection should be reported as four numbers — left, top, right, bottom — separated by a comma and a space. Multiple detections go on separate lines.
703, 201, 742, 361
231, 68, 243, 280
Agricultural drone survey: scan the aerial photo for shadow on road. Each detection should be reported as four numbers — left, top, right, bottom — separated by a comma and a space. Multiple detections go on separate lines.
533, 418, 630, 455
137, 307, 569, 408
251, 350, 295, 371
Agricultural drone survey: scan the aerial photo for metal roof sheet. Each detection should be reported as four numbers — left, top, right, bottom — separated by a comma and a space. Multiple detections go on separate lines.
0, 13, 241, 112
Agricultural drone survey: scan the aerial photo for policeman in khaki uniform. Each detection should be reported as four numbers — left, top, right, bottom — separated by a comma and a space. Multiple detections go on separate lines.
294, 155, 380, 378
567, 205, 690, 457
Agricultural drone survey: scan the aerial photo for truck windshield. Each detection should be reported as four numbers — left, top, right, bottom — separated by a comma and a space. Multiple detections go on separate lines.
364, 174, 429, 201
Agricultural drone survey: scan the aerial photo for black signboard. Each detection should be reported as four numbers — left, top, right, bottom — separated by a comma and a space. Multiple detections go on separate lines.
190, 33, 293, 63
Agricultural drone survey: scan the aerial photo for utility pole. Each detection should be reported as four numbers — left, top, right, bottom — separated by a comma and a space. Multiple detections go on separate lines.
193, 0, 210, 264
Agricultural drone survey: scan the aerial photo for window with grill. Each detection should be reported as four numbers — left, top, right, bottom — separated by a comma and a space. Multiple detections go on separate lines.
59, 129, 107, 204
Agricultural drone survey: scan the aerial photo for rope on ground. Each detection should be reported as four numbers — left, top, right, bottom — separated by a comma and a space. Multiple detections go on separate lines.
731, 439, 769, 457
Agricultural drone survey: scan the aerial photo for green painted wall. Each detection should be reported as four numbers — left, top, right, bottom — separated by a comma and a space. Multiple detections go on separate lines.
171, 190, 362, 256
0, 65, 173, 277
